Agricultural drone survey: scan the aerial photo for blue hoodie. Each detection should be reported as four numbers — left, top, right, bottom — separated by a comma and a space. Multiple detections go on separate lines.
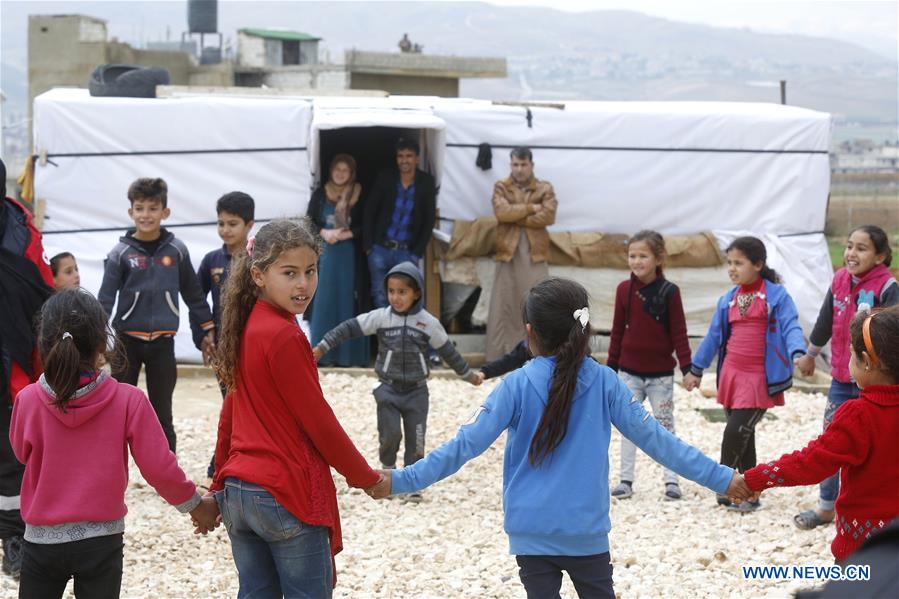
690, 281, 806, 396
391, 357, 733, 556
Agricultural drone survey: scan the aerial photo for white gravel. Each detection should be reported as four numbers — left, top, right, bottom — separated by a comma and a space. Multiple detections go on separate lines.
1, 372, 835, 598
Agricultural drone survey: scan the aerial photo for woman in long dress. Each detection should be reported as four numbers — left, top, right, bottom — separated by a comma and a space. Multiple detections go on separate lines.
307, 154, 370, 366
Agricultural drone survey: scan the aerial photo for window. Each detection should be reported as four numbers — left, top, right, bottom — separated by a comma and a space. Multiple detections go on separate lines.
283, 41, 300, 65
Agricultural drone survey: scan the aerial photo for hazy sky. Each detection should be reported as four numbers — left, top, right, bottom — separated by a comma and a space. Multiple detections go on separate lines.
481, 0, 896, 58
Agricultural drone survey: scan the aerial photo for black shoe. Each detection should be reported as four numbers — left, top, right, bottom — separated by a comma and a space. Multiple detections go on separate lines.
716, 493, 732, 507
2, 535, 23, 579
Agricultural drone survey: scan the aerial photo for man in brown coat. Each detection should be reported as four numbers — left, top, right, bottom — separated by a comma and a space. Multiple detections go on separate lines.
486, 147, 557, 360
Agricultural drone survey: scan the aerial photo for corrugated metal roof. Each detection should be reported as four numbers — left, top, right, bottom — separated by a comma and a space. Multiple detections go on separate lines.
238, 28, 320, 42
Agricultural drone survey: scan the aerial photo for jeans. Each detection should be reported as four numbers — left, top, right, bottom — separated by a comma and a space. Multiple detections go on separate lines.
111, 335, 178, 452
617, 372, 677, 485
217, 478, 332, 599
516, 552, 614, 599
367, 244, 419, 308
19, 533, 124, 599
819, 380, 860, 510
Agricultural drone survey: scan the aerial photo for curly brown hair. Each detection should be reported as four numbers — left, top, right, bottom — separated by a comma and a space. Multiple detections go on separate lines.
214, 218, 322, 391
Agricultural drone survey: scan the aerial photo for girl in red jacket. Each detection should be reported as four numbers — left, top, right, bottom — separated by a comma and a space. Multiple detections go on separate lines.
211, 219, 384, 597
744, 305, 899, 562
608, 230, 692, 501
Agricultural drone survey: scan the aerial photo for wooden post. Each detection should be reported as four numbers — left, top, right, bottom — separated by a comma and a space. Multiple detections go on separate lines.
424, 211, 442, 319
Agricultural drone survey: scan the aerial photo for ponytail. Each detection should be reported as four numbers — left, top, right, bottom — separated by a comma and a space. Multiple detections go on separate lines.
37, 289, 123, 412
43, 335, 82, 411
524, 278, 592, 467
215, 218, 321, 391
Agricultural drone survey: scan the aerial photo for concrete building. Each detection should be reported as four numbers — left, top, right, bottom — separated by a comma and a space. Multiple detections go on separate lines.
344, 50, 506, 97
234, 28, 347, 89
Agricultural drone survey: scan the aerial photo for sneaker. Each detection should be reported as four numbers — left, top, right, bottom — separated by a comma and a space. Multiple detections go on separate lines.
611, 481, 633, 499
402, 491, 424, 504
727, 499, 762, 513
664, 483, 682, 501
1, 535, 23, 579
716, 493, 732, 507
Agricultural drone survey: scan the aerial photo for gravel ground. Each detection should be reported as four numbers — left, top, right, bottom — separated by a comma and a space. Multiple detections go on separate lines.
0, 371, 836, 598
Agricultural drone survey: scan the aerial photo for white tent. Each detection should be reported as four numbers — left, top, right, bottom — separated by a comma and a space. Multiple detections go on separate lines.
32, 88, 832, 362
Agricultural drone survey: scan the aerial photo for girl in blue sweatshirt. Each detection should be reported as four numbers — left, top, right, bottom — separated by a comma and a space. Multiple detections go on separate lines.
374, 278, 749, 598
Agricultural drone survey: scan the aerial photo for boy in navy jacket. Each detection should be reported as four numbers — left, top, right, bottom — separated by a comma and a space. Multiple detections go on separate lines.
98, 177, 214, 452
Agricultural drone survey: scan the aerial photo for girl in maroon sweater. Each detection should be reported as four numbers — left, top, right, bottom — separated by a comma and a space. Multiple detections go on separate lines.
211, 219, 385, 597
744, 306, 899, 562
608, 230, 692, 501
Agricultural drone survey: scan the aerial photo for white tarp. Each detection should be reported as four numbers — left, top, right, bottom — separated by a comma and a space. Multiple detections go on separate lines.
435, 101, 832, 235
34, 89, 313, 361
32, 90, 833, 361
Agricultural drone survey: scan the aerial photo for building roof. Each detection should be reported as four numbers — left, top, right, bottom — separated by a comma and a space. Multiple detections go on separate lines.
238, 28, 320, 42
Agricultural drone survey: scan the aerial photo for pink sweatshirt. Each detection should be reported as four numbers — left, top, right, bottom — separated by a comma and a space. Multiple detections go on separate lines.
10, 371, 199, 527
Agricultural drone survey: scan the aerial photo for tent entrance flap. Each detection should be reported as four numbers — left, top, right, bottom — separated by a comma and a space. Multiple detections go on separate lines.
309, 107, 446, 185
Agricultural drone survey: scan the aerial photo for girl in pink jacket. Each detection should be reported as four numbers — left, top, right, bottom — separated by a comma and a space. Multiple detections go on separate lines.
10, 289, 219, 598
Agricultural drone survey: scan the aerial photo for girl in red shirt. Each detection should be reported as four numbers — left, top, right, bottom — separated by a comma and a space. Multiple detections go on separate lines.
745, 305, 899, 561
211, 219, 384, 597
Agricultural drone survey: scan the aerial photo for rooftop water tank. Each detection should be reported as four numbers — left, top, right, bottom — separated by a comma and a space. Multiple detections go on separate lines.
187, 0, 217, 34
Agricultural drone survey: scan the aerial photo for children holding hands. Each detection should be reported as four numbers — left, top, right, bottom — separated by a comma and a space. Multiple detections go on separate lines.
792, 225, 896, 530
744, 306, 899, 561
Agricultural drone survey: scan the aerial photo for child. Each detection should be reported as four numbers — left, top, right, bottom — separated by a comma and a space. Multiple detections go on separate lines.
792, 225, 897, 530
372, 278, 750, 598
50, 252, 80, 291
97, 177, 215, 453
313, 262, 481, 500
9, 289, 219, 598
189, 191, 255, 483
210, 219, 382, 596
607, 230, 692, 501
684, 236, 806, 511
744, 306, 899, 562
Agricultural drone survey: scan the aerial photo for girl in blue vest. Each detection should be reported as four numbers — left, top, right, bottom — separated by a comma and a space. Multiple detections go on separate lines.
792, 225, 897, 530
372, 278, 749, 599
683, 236, 806, 512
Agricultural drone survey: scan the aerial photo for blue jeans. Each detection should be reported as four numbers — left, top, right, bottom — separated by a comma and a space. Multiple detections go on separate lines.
217, 478, 332, 599
617, 372, 677, 485
819, 380, 859, 509
367, 244, 419, 308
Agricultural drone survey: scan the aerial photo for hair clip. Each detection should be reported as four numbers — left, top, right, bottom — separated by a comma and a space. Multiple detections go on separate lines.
573, 307, 590, 332
246, 236, 256, 257
62, 331, 73, 341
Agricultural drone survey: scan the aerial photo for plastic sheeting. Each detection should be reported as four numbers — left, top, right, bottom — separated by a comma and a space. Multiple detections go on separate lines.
34, 89, 313, 362
31, 90, 833, 361
435, 101, 832, 235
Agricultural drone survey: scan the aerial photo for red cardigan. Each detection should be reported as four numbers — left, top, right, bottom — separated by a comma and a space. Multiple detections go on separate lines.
212, 300, 378, 573
745, 385, 899, 561
607, 275, 692, 377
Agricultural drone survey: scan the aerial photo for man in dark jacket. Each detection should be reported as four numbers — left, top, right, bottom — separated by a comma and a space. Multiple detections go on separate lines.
362, 138, 437, 308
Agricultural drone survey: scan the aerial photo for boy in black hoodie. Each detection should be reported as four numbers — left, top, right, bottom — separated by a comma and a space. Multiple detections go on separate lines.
98, 177, 214, 452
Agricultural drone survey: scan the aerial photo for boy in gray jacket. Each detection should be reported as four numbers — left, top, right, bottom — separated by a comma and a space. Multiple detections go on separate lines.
313, 262, 479, 494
